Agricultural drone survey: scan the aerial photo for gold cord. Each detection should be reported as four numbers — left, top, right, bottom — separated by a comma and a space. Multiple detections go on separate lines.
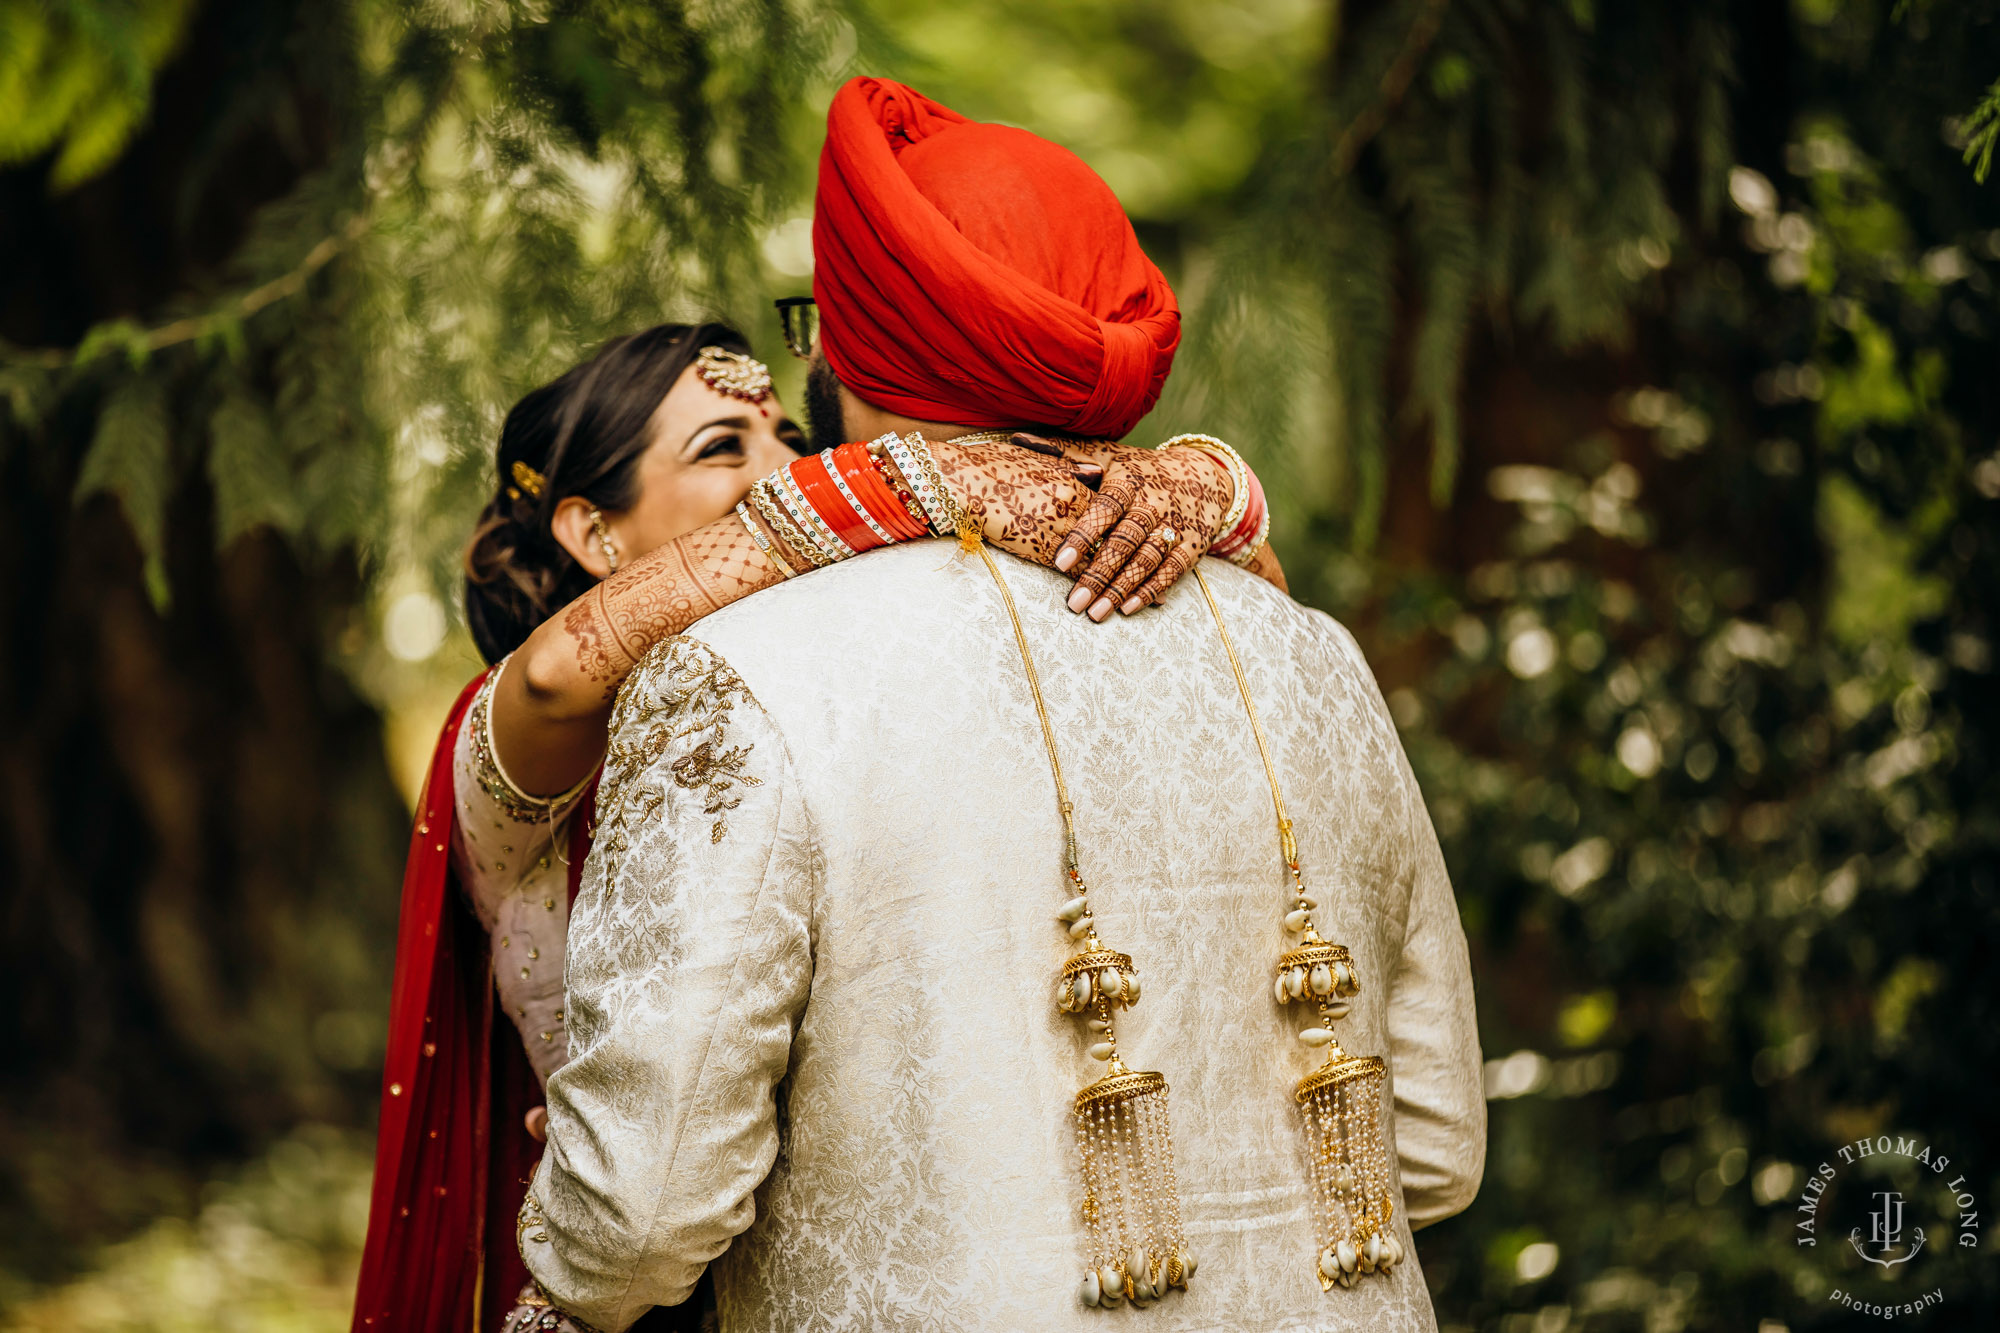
976, 545, 1083, 877
1197, 566, 1400, 1291
1191, 565, 1299, 870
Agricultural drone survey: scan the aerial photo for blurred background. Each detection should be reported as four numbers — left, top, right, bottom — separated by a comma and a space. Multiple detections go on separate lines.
3, 1, 1997, 1328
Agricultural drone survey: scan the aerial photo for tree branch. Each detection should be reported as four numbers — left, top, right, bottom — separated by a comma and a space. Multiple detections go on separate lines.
1332, 0, 1451, 176
1, 213, 369, 370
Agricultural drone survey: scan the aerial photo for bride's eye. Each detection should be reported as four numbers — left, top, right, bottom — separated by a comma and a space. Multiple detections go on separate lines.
697, 433, 744, 461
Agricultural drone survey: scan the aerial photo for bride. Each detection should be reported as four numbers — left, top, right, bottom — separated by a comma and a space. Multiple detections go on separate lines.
349, 317, 1282, 1331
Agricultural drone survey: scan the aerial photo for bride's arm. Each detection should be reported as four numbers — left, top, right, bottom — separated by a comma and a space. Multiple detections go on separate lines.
494, 437, 1276, 796
495, 514, 781, 795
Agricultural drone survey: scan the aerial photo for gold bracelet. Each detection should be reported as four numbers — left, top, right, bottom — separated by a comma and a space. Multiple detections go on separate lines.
750, 479, 827, 569
736, 501, 796, 578
880, 430, 964, 536
1155, 434, 1249, 543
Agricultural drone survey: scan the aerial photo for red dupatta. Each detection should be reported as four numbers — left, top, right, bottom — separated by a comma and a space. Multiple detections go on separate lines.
352, 671, 597, 1333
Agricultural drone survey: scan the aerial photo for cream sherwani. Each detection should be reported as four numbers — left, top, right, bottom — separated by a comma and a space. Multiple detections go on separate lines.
521, 544, 1484, 1332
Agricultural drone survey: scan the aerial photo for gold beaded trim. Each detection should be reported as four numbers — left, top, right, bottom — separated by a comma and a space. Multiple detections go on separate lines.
1075, 1067, 1167, 1111
470, 660, 594, 824
1295, 1054, 1387, 1102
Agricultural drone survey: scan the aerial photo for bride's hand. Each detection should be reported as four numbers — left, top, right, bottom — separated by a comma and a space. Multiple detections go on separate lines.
501, 1285, 594, 1333
925, 434, 1096, 564
912, 434, 1268, 618
925, 436, 1166, 590
1050, 440, 1237, 618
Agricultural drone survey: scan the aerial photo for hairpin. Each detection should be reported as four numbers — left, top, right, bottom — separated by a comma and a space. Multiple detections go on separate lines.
510, 460, 547, 500
695, 345, 774, 404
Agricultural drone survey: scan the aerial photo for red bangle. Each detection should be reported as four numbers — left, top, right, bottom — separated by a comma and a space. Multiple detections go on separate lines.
869, 449, 933, 535
1213, 468, 1266, 556
792, 452, 881, 553
863, 447, 931, 541
835, 442, 926, 541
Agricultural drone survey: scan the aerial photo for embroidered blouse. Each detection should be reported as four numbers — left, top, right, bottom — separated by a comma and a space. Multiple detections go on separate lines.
451, 658, 595, 1086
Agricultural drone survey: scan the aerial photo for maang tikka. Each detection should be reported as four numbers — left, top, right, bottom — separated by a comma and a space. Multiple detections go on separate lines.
1192, 567, 1402, 1290
976, 546, 1195, 1310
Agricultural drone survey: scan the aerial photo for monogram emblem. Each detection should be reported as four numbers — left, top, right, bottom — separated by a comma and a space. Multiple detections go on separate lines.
1849, 1189, 1926, 1268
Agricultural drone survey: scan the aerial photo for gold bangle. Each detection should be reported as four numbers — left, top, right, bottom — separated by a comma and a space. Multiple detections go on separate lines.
913, 432, 976, 539
736, 501, 796, 579
1155, 434, 1249, 542
886, 430, 966, 536
776, 464, 856, 561
750, 479, 826, 569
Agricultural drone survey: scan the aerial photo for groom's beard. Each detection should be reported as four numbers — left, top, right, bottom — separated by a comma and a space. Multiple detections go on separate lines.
805, 355, 846, 448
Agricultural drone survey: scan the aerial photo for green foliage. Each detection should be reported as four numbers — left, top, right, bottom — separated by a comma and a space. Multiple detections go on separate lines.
1367, 66, 2000, 1333
4, 0, 844, 626
4, 1127, 369, 1329
7, 1, 2000, 1329
75, 375, 173, 606
1958, 76, 2000, 182
0, 0, 198, 188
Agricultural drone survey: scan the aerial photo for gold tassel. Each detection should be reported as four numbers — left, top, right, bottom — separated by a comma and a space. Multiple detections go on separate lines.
1276, 937, 1401, 1287
1059, 945, 1193, 1305
978, 544, 1194, 1308
1192, 565, 1402, 1290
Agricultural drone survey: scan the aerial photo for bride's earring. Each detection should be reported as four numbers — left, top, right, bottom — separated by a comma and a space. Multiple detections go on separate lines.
588, 507, 619, 574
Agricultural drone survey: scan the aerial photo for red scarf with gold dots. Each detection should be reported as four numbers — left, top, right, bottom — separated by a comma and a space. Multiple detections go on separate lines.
351, 671, 596, 1333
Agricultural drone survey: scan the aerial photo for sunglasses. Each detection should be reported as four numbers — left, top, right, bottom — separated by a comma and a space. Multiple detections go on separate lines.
774, 297, 818, 361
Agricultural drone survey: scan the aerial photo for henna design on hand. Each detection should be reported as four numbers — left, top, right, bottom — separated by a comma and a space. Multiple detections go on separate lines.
1124, 534, 1204, 610
1058, 468, 1141, 571
926, 439, 1092, 565
1101, 527, 1176, 612
1055, 444, 1233, 609
926, 436, 1243, 613
1072, 505, 1160, 602
563, 582, 628, 686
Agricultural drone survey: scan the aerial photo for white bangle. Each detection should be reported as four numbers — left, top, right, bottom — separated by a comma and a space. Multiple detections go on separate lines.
879, 431, 957, 535
1156, 434, 1249, 549
820, 448, 899, 547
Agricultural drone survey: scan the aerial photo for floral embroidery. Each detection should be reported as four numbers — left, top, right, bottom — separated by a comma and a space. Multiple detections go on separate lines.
672, 739, 762, 843
517, 1188, 549, 1248
599, 637, 763, 849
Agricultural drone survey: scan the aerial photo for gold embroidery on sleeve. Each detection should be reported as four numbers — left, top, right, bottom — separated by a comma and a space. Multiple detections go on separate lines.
598, 638, 764, 850
672, 739, 762, 844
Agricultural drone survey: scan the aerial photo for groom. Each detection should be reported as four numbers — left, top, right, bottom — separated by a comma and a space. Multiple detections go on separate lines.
518, 77, 1483, 1332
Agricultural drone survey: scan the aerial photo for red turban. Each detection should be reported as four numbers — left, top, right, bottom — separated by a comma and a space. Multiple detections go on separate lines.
812, 77, 1180, 440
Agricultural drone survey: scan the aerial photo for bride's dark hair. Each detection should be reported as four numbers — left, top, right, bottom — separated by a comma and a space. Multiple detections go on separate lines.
463, 321, 752, 664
